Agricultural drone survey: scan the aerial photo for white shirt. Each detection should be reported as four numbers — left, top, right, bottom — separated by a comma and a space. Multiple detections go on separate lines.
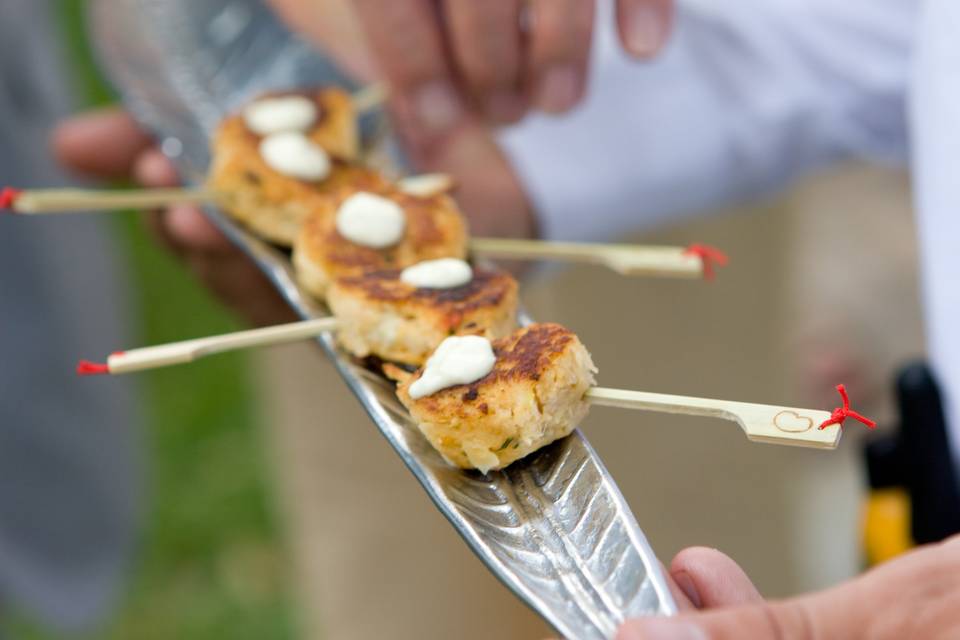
500, 0, 960, 468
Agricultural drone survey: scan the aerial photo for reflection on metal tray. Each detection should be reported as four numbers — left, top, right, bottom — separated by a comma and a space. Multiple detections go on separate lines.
89, 1, 677, 636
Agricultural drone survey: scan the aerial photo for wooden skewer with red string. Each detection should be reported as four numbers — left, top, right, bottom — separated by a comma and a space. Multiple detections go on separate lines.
1, 182, 727, 280
585, 384, 872, 450
78, 319, 869, 450
0, 81, 391, 212
0, 173, 450, 215
77, 317, 339, 376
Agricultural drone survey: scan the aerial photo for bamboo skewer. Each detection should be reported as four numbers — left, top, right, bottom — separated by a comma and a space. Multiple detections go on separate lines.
2, 187, 727, 279
4, 193, 727, 281
470, 238, 711, 278
3, 187, 220, 214
77, 316, 852, 451
586, 387, 843, 449
2, 82, 386, 215
78, 317, 338, 376
1, 173, 453, 215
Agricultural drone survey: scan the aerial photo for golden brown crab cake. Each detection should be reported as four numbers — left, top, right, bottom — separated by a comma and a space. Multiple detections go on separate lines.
397, 323, 597, 473
292, 186, 469, 299
327, 268, 519, 366
207, 88, 383, 245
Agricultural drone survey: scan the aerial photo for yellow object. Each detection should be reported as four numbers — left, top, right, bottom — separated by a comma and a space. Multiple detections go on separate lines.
863, 489, 913, 566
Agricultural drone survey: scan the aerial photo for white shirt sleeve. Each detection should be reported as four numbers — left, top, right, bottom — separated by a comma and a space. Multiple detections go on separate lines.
498, 0, 915, 242
501, 0, 960, 472
911, 0, 960, 472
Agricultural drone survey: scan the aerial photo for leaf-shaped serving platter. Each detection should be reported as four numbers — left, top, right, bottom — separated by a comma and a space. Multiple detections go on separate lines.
89, 1, 677, 635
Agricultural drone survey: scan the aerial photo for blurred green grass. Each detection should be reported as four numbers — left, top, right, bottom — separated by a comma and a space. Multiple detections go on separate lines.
2, 3, 297, 638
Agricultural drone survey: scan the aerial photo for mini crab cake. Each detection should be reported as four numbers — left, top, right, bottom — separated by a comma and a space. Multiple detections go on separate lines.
293, 186, 469, 299
207, 88, 384, 245
327, 267, 518, 366
397, 323, 597, 473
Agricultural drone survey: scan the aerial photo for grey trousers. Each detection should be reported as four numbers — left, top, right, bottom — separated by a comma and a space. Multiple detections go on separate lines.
0, 0, 141, 631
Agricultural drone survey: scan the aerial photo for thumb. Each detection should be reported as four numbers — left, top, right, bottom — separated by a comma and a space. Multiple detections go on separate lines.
620, 536, 960, 639
618, 575, 868, 640
616, 599, 822, 640
669, 546, 763, 609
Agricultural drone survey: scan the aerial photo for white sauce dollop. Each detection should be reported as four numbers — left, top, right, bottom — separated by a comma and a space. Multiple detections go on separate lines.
335, 192, 406, 249
409, 335, 497, 399
243, 96, 318, 135
259, 132, 331, 182
397, 173, 454, 198
400, 258, 473, 289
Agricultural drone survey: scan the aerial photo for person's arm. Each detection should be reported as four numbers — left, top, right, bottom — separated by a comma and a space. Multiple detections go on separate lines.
498, 0, 916, 242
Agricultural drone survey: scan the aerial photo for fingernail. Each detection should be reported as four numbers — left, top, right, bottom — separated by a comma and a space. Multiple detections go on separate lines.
623, 4, 667, 56
412, 81, 464, 133
673, 571, 702, 608
485, 91, 526, 123
618, 618, 707, 640
536, 65, 582, 113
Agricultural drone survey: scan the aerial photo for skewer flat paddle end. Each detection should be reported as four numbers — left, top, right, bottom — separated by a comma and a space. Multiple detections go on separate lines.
742, 408, 842, 449
606, 247, 703, 278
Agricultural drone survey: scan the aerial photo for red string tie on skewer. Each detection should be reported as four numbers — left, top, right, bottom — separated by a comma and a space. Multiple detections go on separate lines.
684, 244, 729, 281
76, 352, 124, 377
0, 187, 22, 211
819, 384, 876, 431
76, 360, 109, 376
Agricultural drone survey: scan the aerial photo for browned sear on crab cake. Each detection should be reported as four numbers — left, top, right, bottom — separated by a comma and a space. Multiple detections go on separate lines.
397, 323, 597, 472
328, 268, 518, 366
293, 186, 469, 299
206, 87, 385, 245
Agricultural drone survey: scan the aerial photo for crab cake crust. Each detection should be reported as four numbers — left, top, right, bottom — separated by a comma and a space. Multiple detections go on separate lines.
293, 186, 469, 299
397, 323, 597, 472
207, 88, 383, 245
328, 268, 519, 366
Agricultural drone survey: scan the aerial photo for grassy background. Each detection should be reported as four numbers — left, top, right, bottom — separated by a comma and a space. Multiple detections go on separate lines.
3, 3, 296, 638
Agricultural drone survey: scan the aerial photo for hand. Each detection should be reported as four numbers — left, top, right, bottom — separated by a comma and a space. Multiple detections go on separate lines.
268, 0, 675, 240
619, 535, 960, 639
341, 0, 671, 126
52, 108, 297, 326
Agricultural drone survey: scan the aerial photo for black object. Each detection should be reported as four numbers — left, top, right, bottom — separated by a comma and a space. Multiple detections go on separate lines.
865, 363, 960, 543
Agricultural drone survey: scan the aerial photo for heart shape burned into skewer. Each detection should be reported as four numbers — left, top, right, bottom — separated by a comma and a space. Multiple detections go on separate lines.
773, 410, 815, 433
78, 312, 863, 472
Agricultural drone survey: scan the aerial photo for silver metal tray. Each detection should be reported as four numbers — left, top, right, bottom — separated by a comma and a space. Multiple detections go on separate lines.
89, 1, 677, 636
